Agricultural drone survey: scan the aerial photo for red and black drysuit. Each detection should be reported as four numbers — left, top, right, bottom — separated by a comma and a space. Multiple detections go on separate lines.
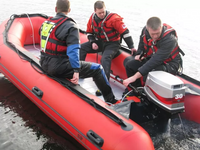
80, 11, 134, 80
39, 13, 116, 103
125, 23, 184, 87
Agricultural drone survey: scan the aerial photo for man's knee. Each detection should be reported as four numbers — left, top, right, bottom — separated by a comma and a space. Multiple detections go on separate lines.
125, 59, 136, 69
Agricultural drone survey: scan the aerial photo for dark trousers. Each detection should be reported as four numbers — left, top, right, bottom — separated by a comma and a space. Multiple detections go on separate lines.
79, 61, 114, 102
125, 58, 147, 87
40, 53, 115, 103
80, 41, 120, 80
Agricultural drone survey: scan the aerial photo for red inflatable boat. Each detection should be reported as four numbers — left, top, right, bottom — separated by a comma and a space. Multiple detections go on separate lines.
0, 13, 154, 150
0, 13, 200, 149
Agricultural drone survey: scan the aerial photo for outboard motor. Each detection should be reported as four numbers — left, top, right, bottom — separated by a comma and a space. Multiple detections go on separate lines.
144, 71, 185, 114
129, 71, 185, 128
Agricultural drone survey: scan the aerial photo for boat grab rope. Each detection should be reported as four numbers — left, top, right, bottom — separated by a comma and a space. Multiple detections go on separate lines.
4, 14, 46, 75
3, 13, 131, 129
26, 13, 41, 52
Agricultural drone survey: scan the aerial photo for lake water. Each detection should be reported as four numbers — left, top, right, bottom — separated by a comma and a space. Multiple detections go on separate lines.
0, 0, 200, 149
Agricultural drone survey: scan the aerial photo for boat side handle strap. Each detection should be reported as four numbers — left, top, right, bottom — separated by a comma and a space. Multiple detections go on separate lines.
87, 130, 104, 148
32, 86, 43, 98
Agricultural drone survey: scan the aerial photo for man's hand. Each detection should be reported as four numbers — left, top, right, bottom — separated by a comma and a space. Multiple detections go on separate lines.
70, 72, 79, 84
123, 77, 135, 87
92, 43, 99, 50
123, 72, 142, 87
130, 48, 137, 55
135, 55, 144, 61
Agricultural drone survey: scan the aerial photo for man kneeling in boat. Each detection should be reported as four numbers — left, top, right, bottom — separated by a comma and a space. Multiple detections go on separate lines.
39, 0, 118, 104
123, 17, 185, 93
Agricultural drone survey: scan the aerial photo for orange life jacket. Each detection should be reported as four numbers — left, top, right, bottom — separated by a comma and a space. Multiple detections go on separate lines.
89, 13, 125, 42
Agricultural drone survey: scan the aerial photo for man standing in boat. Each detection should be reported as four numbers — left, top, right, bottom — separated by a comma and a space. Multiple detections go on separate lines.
80, 1, 136, 81
39, 0, 118, 104
123, 17, 184, 90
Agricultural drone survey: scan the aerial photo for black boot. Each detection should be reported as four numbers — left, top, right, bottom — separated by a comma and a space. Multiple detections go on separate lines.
104, 94, 118, 104
109, 98, 118, 104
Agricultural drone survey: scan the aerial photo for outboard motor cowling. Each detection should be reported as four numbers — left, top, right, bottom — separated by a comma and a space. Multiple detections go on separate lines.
144, 71, 185, 114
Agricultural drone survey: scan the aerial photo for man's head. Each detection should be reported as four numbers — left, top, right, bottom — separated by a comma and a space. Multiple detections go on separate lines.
94, 1, 106, 19
146, 17, 163, 41
56, 0, 71, 14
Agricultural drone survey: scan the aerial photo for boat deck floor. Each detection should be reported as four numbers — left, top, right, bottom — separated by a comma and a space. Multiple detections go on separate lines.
24, 45, 126, 101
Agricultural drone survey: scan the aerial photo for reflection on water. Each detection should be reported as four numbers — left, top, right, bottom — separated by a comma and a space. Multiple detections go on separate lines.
0, 74, 86, 150
144, 117, 200, 150
0, 73, 200, 150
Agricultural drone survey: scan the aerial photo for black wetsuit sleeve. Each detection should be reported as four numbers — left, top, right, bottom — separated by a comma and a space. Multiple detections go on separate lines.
56, 20, 81, 71
56, 20, 80, 46
87, 34, 96, 43
121, 29, 134, 49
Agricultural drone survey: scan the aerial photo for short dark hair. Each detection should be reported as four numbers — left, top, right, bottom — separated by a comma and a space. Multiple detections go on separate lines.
94, 1, 105, 11
56, 0, 70, 13
146, 17, 162, 30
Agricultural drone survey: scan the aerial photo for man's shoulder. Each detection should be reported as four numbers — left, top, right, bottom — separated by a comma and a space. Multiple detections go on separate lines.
108, 13, 122, 19
60, 16, 76, 24
161, 31, 177, 41
57, 18, 78, 33
158, 33, 177, 49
